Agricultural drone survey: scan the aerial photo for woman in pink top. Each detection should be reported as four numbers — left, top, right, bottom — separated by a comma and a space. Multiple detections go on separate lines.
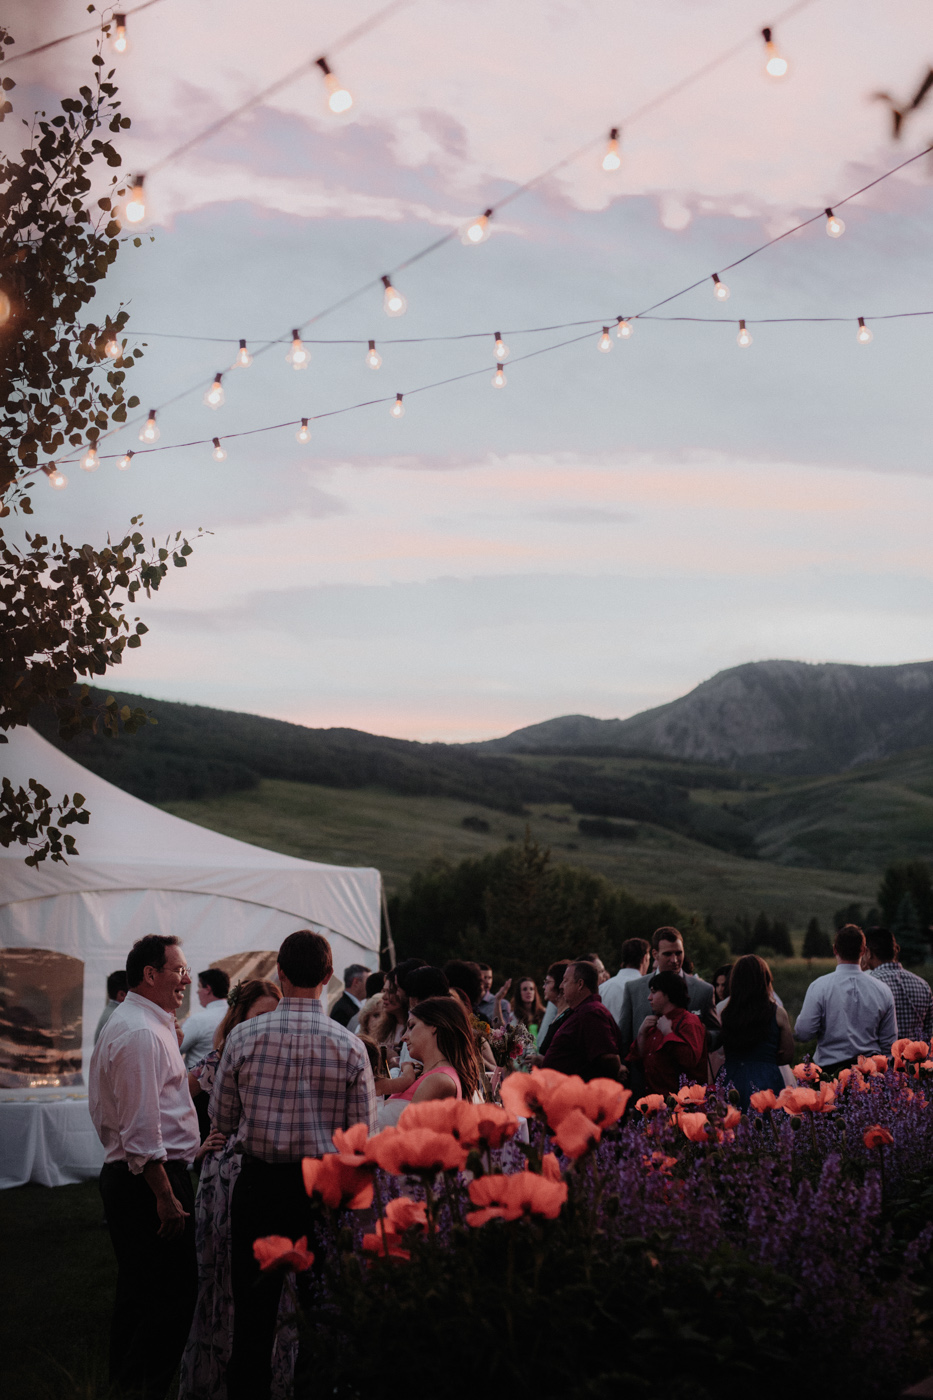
388, 996, 484, 1106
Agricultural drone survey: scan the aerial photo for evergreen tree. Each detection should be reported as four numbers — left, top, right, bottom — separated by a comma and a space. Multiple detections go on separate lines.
752, 911, 772, 951
878, 862, 933, 932
802, 917, 833, 960
833, 903, 864, 931
891, 892, 930, 968
770, 920, 794, 958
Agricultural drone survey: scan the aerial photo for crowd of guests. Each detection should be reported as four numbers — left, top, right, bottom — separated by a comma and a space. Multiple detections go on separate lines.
87, 918, 933, 1400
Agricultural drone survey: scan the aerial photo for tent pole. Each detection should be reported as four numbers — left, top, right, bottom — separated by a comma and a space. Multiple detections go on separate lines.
380, 881, 397, 969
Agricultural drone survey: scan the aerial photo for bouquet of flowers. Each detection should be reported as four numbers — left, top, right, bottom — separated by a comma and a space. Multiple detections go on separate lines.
487, 1019, 536, 1070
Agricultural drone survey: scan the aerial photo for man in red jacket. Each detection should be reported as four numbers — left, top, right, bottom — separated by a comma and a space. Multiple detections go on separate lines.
542, 961, 626, 1081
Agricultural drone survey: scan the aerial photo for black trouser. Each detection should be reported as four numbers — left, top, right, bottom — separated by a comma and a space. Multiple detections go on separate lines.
228, 1156, 315, 1400
98, 1159, 197, 1400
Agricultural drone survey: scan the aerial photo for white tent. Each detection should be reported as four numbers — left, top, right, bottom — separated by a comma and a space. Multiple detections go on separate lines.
0, 726, 383, 1086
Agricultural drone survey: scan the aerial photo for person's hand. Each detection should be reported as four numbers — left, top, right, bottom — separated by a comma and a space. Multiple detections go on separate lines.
195, 1129, 226, 1164
494, 979, 512, 1003
156, 1190, 189, 1240
174, 1018, 184, 1049
638, 1015, 658, 1036
393, 1062, 420, 1092
656, 1014, 672, 1035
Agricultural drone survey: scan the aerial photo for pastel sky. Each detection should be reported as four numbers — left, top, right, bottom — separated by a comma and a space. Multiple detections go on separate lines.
11, 0, 933, 740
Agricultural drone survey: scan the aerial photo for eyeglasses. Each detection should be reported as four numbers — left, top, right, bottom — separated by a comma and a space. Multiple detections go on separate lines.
149, 963, 192, 979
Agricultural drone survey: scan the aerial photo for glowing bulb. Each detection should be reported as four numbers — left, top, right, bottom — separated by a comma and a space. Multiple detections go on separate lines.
366, 339, 382, 369
602, 128, 621, 172
117, 451, 134, 471
48, 467, 68, 490
762, 28, 788, 78
382, 276, 406, 317
103, 336, 121, 358
494, 332, 509, 361
123, 175, 146, 225
460, 208, 493, 245
286, 330, 309, 369
736, 319, 752, 348
110, 13, 128, 53
296, 417, 311, 444
212, 437, 227, 462
234, 338, 252, 368
80, 445, 100, 472
825, 208, 845, 238
492, 363, 506, 388
598, 327, 612, 353
856, 317, 873, 345
0, 289, 11, 324
712, 274, 730, 302
139, 409, 159, 443
390, 394, 404, 418
204, 373, 224, 409
316, 58, 353, 115
615, 317, 633, 339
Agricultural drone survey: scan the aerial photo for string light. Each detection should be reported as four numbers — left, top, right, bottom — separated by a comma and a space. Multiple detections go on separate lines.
737, 319, 753, 347
616, 317, 634, 339
825, 207, 845, 237
390, 393, 404, 418
46, 465, 68, 490
203, 373, 225, 408
233, 339, 252, 368
598, 327, 612, 352
123, 175, 146, 225
382, 276, 407, 317
117, 450, 134, 470
856, 316, 873, 344
139, 410, 160, 443
286, 330, 310, 369
366, 339, 383, 369
711, 274, 730, 302
602, 128, 621, 171
494, 332, 509, 360
296, 417, 311, 443
211, 437, 227, 461
315, 57, 353, 115
761, 27, 788, 78
492, 363, 507, 388
103, 335, 121, 358
110, 13, 128, 53
460, 209, 493, 246
80, 445, 100, 471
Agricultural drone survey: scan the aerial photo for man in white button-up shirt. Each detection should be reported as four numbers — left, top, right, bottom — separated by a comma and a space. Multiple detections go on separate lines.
794, 924, 897, 1073
90, 935, 201, 1400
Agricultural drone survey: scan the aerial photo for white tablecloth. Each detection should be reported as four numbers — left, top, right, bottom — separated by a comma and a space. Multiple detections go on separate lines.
0, 1091, 105, 1188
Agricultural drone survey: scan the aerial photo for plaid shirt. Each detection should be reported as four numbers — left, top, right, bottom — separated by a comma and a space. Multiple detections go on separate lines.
869, 963, 933, 1042
210, 997, 376, 1162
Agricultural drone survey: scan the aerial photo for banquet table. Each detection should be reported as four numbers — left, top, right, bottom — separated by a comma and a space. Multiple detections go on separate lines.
0, 1087, 105, 1188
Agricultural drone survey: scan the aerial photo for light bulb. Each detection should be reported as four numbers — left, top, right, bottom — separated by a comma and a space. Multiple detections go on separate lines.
234, 338, 252, 368
103, 335, 121, 358
286, 329, 309, 369
48, 467, 68, 490
494, 332, 509, 361
139, 409, 159, 443
492, 363, 506, 388
615, 317, 633, 339
382, 276, 406, 317
825, 208, 845, 238
110, 13, 128, 53
316, 58, 353, 115
0, 289, 10, 324
212, 437, 227, 462
602, 128, 621, 172
762, 28, 788, 78
712, 274, 730, 302
296, 417, 311, 444
390, 394, 404, 418
460, 209, 493, 246
123, 175, 146, 226
736, 319, 752, 348
856, 317, 873, 345
598, 327, 612, 353
117, 451, 134, 471
80, 445, 100, 472
366, 339, 382, 369
204, 373, 224, 409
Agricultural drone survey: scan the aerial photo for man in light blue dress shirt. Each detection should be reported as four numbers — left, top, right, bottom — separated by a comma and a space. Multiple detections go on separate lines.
794, 924, 897, 1073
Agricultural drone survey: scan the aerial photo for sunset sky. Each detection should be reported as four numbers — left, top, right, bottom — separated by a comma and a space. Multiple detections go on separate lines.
11, 0, 933, 740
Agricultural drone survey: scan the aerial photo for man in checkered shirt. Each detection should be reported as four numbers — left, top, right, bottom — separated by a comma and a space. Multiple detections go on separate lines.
211, 929, 376, 1400
865, 925, 933, 1042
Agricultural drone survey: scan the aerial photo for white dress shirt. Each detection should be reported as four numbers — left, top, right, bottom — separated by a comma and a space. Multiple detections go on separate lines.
537, 1000, 558, 1043
89, 990, 200, 1174
179, 996, 228, 1068
599, 967, 644, 1026
794, 962, 897, 1065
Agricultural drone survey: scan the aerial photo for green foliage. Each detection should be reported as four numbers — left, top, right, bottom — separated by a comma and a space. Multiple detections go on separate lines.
878, 861, 933, 930
0, 775, 88, 866
802, 916, 833, 960
891, 892, 930, 967
714, 911, 792, 959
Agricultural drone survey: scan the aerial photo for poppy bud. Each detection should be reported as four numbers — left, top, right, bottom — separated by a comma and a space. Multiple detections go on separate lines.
790, 1116, 802, 1131
753, 1117, 763, 1133
728, 1088, 740, 1105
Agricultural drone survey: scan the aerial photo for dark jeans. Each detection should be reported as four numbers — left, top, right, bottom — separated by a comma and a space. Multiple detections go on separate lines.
228, 1156, 315, 1400
98, 1160, 197, 1400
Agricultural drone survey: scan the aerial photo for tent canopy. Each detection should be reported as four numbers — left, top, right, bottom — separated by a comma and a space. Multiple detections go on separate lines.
0, 726, 382, 1085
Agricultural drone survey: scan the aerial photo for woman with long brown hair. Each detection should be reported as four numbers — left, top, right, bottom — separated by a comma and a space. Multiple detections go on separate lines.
509, 975, 546, 1041
719, 954, 794, 1109
385, 996, 485, 1113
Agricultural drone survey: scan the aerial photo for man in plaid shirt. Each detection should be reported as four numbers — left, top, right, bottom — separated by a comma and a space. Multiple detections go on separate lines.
865, 926, 933, 1042
211, 929, 376, 1400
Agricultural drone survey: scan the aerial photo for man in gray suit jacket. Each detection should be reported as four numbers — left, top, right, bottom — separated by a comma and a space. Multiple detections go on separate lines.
618, 927, 721, 1067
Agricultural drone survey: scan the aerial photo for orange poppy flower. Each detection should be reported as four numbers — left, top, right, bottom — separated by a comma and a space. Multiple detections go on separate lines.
903, 1041, 930, 1063
777, 1082, 835, 1115
467, 1169, 568, 1225
677, 1112, 712, 1144
891, 1038, 910, 1060
366, 1127, 468, 1176
398, 1100, 481, 1141
551, 1107, 602, 1160
384, 1195, 428, 1232
331, 1122, 372, 1166
471, 1103, 521, 1149
362, 1224, 411, 1261
540, 1152, 563, 1182
302, 1154, 373, 1210
543, 1077, 631, 1131
856, 1055, 886, 1077
636, 1093, 669, 1115
793, 1062, 822, 1083
674, 1084, 707, 1105
500, 1068, 567, 1120
863, 1124, 894, 1149
720, 1106, 741, 1130
921, 1060, 933, 1072
252, 1235, 315, 1273
749, 1089, 779, 1111
644, 1152, 678, 1172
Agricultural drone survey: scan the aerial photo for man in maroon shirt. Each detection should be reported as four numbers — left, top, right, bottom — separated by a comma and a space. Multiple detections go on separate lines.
542, 961, 626, 1081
